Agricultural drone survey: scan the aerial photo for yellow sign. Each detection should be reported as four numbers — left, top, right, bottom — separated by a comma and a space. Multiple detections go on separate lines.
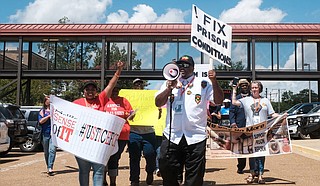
119, 89, 159, 126
154, 108, 166, 136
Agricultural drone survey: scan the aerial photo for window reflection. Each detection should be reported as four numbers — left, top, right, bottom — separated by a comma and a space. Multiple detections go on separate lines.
132, 42, 152, 70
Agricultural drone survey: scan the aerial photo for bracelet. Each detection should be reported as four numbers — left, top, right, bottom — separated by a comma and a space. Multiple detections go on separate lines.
114, 73, 120, 78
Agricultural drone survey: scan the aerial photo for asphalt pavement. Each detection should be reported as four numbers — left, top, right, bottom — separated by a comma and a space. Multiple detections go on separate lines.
1, 139, 320, 186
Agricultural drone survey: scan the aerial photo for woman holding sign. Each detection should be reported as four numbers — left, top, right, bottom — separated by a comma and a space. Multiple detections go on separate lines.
231, 80, 279, 184
103, 84, 133, 186
73, 61, 124, 186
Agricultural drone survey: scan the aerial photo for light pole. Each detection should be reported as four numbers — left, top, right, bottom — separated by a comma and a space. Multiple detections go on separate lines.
304, 63, 311, 103
272, 89, 285, 113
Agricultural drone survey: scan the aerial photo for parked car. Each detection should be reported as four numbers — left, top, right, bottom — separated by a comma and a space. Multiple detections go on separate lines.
286, 102, 320, 139
0, 115, 10, 154
0, 103, 28, 156
20, 106, 42, 152
300, 105, 320, 139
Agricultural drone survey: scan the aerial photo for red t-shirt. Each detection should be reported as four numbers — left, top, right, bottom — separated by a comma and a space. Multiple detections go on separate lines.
104, 96, 132, 140
73, 91, 106, 111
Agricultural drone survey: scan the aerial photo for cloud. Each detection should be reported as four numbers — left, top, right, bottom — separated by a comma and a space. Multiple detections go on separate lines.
219, 0, 287, 23
106, 4, 188, 23
106, 10, 129, 23
9, 0, 111, 23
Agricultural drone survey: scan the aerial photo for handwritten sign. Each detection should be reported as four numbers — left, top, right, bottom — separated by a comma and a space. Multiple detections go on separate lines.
191, 4, 232, 67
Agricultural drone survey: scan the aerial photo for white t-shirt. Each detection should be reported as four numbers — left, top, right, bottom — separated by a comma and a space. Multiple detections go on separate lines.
156, 75, 214, 145
239, 96, 275, 127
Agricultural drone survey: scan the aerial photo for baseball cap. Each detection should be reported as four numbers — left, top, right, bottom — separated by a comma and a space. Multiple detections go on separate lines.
239, 79, 250, 85
82, 80, 98, 90
176, 55, 195, 67
223, 99, 231, 103
133, 78, 143, 84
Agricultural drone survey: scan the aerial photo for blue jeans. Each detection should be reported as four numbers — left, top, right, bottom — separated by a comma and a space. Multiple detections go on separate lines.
42, 135, 56, 170
75, 157, 105, 186
128, 132, 156, 183
107, 140, 127, 176
249, 156, 265, 175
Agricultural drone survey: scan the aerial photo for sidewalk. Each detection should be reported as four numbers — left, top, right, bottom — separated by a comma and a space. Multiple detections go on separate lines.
291, 138, 320, 161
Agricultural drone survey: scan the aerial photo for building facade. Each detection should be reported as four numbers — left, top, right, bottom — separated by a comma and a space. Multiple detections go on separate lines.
0, 23, 319, 105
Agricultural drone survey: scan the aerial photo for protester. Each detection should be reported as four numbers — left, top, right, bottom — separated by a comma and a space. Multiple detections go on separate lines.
73, 61, 124, 186
38, 95, 56, 176
155, 107, 163, 177
128, 78, 157, 186
155, 55, 224, 186
208, 101, 221, 124
229, 79, 251, 174
103, 84, 133, 186
231, 80, 278, 184
220, 99, 231, 127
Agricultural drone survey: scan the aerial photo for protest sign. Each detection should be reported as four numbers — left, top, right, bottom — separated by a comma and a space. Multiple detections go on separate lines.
206, 114, 292, 159
119, 89, 159, 126
50, 96, 125, 165
191, 4, 232, 67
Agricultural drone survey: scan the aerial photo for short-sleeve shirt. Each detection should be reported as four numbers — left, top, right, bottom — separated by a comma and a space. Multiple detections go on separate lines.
73, 91, 106, 111
38, 108, 51, 137
104, 96, 132, 140
239, 96, 275, 127
156, 75, 214, 145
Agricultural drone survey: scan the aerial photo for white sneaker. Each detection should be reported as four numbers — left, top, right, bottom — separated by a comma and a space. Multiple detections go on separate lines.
156, 169, 161, 177
47, 168, 54, 176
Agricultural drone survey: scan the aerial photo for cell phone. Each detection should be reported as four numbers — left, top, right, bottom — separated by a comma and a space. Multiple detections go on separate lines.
232, 77, 239, 87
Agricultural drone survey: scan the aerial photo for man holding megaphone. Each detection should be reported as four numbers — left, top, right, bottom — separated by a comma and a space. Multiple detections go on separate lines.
155, 55, 224, 186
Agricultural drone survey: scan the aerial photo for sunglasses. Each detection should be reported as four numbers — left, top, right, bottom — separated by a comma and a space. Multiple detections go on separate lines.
177, 63, 190, 68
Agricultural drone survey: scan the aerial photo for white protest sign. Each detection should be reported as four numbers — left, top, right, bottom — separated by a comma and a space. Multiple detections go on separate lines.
191, 4, 232, 67
194, 64, 210, 82
50, 96, 125, 165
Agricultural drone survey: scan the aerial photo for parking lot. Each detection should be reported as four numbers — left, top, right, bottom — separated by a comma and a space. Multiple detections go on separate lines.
1, 139, 320, 186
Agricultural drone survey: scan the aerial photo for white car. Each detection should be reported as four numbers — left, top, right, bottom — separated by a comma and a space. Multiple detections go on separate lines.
0, 115, 10, 154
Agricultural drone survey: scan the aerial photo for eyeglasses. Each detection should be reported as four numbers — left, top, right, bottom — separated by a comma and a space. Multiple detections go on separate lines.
177, 63, 190, 68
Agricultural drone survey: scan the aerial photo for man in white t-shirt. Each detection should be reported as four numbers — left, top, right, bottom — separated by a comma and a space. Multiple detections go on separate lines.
155, 55, 224, 186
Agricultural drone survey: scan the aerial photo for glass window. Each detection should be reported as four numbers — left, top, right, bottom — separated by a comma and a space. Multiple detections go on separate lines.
155, 42, 177, 70
255, 42, 272, 71
178, 42, 201, 64
0, 42, 4, 69
278, 42, 295, 71
303, 42, 317, 71
132, 42, 152, 70
82, 42, 102, 70
54, 41, 79, 70
230, 42, 248, 71
31, 42, 47, 70
4, 42, 19, 70
108, 42, 128, 70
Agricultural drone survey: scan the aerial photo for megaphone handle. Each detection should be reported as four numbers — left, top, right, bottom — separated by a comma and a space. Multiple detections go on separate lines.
167, 93, 174, 158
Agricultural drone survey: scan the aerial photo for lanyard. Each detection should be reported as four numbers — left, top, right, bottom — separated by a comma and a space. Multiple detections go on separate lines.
180, 76, 195, 96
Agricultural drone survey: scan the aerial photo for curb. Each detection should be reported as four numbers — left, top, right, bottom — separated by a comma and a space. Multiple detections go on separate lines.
292, 144, 320, 157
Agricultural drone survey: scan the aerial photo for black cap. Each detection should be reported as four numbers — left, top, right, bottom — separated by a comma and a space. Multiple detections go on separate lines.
82, 81, 98, 90
176, 55, 195, 67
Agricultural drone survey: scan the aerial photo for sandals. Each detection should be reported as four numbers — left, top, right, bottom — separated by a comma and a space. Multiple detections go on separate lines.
258, 176, 266, 184
245, 174, 255, 184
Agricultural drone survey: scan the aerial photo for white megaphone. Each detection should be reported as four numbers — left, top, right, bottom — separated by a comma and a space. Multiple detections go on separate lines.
162, 63, 180, 80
